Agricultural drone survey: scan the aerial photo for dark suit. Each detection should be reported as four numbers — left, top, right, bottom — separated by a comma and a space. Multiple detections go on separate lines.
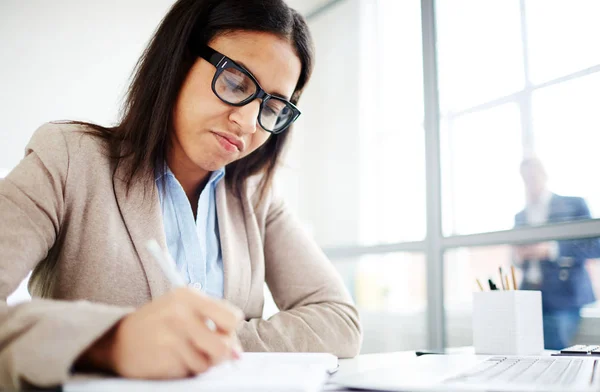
515, 194, 600, 349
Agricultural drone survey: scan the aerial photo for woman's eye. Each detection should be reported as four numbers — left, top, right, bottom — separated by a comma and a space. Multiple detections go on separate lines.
224, 77, 247, 93
264, 106, 278, 116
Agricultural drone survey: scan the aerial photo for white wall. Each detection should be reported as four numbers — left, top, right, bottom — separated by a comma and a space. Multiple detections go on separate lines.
0, 0, 176, 171
0, 0, 325, 174
285, 0, 332, 15
1, 0, 177, 302
281, 0, 363, 247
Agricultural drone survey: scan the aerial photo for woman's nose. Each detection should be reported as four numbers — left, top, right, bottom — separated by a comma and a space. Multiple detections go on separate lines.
230, 100, 261, 134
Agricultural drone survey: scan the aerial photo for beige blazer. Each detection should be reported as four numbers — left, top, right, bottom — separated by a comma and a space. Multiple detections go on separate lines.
0, 123, 361, 389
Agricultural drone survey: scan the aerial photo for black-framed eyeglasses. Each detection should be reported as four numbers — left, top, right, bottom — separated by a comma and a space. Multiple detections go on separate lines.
195, 45, 301, 134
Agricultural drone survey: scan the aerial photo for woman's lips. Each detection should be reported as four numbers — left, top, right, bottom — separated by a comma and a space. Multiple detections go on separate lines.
212, 132, 241, 153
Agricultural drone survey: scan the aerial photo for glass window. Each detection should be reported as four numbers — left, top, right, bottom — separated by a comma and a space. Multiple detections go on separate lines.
333, 252, 427, 353
445, 244, 600, 349
438, 0, 600, 237
442, 103, 523, 236
436, 0, 524, 113
531, 72, 600, 217
526, 0, 600, 84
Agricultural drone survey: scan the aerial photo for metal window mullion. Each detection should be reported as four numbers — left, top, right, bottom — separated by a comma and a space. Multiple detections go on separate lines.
442, 219, 600, 249
446, 116, 457, 235
530, 65, 600, 91
445, 91, 525, 119
443, 64, 600, 121
326, 218, 600, 261
421, 0, 445, 351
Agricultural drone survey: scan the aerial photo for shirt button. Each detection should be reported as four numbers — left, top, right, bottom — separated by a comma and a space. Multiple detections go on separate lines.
189, 282, 203, 290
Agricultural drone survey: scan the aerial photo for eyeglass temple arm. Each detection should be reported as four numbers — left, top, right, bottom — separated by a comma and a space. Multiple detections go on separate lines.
193, 44, 224, 67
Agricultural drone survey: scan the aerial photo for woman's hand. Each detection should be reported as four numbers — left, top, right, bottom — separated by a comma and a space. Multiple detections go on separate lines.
77, 287, 243, 378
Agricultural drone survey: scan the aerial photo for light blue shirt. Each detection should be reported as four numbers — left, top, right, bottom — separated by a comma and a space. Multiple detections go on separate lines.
156, 166, 225, 298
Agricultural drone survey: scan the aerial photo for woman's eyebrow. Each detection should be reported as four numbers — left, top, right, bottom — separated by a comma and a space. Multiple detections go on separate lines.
235, 59, 292, 101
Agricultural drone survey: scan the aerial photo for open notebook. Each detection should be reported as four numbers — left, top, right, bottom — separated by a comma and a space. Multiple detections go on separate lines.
65, 352, 338, 392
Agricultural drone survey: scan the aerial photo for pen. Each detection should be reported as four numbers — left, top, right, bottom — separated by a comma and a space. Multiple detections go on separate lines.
499, 267, 505, 290
511, 265, 518, 290
146, 240, 217, 332
145, 239, 239, 362
146, 239, 186, 287
488, 278, 498, 291
476, 279, 484, 291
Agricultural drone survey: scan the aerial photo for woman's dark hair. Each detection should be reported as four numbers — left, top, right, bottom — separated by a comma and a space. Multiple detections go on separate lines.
78, 0, 314, 200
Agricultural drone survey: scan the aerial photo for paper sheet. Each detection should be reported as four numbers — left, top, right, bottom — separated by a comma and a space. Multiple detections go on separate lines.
66, 352, 338, 392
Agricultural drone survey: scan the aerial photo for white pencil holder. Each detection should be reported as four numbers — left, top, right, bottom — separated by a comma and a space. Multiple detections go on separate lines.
472, 290, 544, 355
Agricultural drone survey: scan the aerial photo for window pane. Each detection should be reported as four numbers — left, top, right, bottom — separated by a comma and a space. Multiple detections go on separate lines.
526, 0, 600, 84
445, 244, 600, 349
442, 103, 523, 236
532, 72, 600, 217
436, 0, 524, 113
284, 0, 425, 248
335, 252, 427, 353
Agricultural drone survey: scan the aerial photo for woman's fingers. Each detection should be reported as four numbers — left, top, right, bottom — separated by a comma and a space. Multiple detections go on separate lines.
180, 310, 239, 365
184, 290, 243, 334
96, 287, 244, 379
176, 339, 211, 376
169, 289, 241, 365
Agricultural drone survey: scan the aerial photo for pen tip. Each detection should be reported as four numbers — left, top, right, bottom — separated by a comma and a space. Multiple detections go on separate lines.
145, 239, 160, 251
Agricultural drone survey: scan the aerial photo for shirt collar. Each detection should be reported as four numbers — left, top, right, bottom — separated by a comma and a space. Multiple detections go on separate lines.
155, 164, 225, 187
155, 162, 168, 182
207, 166, 226, 187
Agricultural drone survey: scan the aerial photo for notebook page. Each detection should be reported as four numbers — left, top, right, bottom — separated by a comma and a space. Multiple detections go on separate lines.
65, 352, 337, 392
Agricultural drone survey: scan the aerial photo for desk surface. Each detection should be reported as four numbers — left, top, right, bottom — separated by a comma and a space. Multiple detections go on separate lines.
334, 347, 476, 379
327, 351, 426, 391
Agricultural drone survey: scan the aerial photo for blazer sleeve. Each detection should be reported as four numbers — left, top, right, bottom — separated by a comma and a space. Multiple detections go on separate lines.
557, 197, 600, 263
0, 124, 131, 389
236, 191, 362, 358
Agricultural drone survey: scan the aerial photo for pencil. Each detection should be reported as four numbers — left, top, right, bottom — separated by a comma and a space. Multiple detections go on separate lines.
499, 267, 505, 290
476, 279, 484, 291
505, 274, 510, 290
511, 265, 518, 290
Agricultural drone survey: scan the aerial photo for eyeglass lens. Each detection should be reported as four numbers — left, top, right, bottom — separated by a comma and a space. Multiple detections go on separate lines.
214, 67, 294, 132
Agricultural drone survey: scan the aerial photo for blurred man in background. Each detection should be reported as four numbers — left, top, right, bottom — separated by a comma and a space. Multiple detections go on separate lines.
514, 157, 600, 350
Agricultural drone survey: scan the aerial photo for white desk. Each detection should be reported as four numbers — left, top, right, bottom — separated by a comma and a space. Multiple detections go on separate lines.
326, 350, 429, 391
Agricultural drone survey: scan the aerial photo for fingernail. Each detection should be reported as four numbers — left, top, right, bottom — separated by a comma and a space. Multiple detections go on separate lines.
232, 347, 242, 360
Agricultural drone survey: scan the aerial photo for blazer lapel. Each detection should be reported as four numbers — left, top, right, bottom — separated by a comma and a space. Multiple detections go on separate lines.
113, 162, 171, 299
547, 194, 571, 223
515, 210, 527, 227
216, 181, 251, 311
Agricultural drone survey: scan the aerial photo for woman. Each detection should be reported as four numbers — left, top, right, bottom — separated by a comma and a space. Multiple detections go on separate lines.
0, 0, 361, 388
